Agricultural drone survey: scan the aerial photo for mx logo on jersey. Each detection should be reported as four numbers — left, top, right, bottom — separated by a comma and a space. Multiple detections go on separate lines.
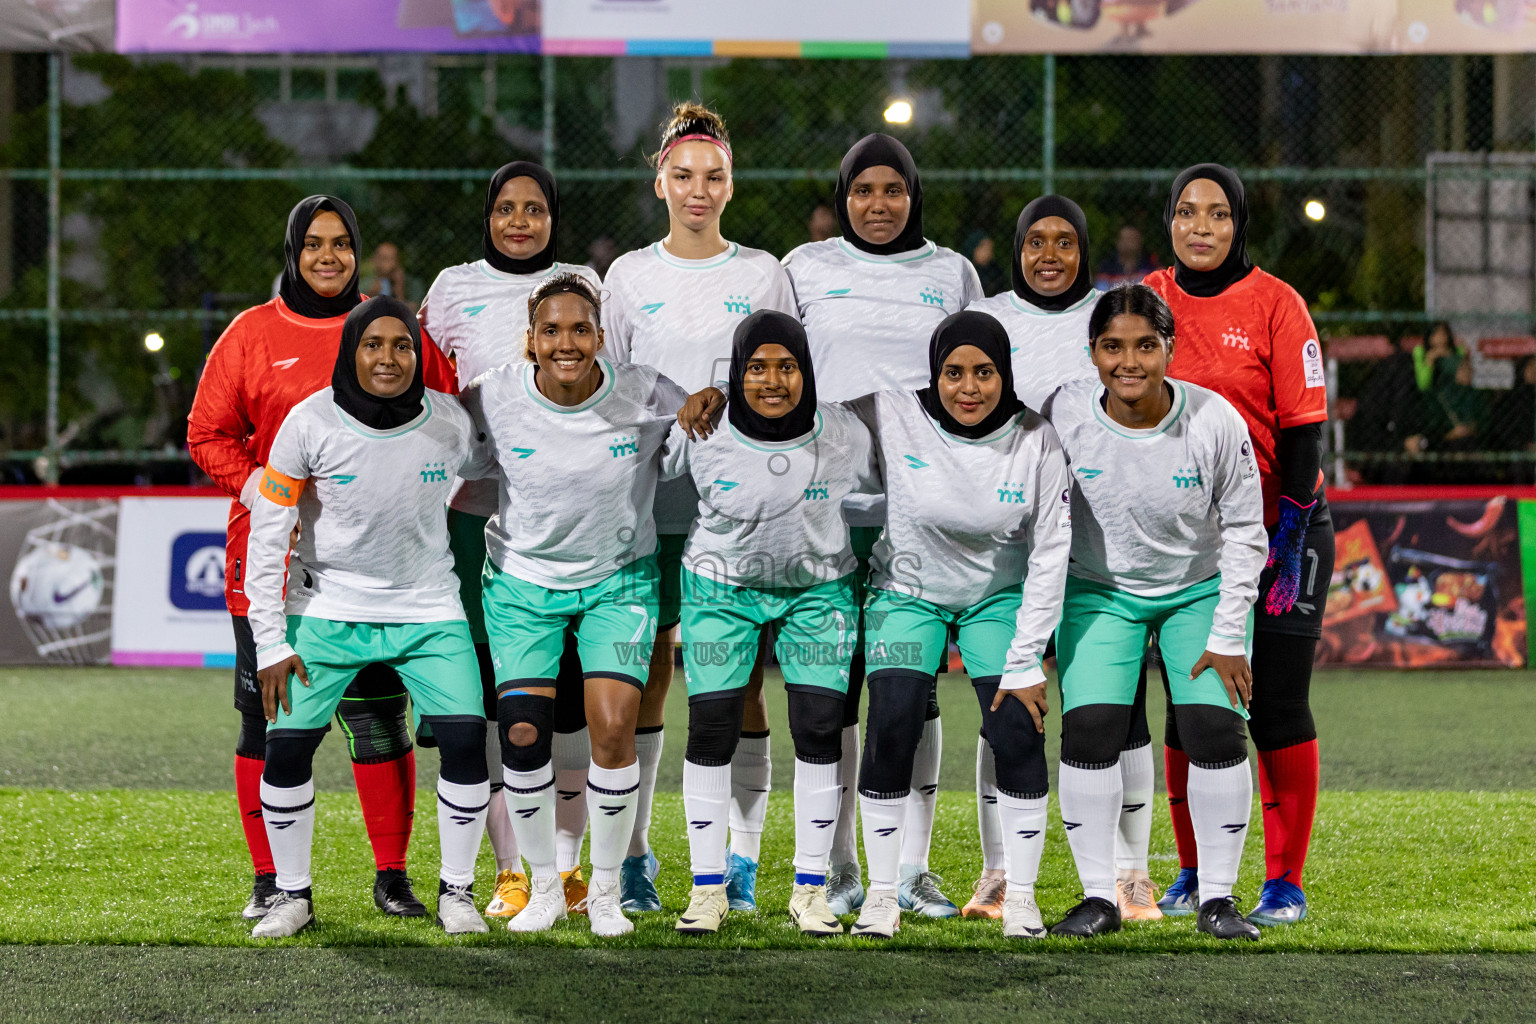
723, 294, 751, 315
1221, 327, 1251, 351
919, 287, 945, 308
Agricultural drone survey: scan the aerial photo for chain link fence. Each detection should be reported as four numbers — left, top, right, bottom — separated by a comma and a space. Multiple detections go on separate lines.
2, 51, 1534, 483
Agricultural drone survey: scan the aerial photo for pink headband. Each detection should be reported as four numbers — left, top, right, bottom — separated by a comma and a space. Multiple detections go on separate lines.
659, 133, 733, 169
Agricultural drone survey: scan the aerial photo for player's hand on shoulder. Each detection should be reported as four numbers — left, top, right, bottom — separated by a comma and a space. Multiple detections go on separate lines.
678, 386, 726, 441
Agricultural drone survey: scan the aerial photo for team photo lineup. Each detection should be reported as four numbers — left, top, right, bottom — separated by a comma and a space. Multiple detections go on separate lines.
187, 99, 1332, 945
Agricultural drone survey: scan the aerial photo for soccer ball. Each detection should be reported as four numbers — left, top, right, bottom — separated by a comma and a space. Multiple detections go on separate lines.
9, 542, 106, 631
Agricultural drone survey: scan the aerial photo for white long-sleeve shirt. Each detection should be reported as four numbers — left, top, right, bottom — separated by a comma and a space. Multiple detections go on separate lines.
461, 359, 688, 590
660, 405, 880, 590
849, 390, 1072, 689
419, 259, 603, 517
246, 390, 487, 670
1040, 377, 1268, 656
966, 288, 1100, 412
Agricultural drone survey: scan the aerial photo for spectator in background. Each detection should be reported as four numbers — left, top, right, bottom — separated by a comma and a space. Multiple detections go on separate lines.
1412, 321, 1462, 393
366, 242, 409, 305
808, 202, 838, 243
586, 234, 618, 278
1489, 355, 1536, 454
1094, 224, 1158, 290
962, 230, 1007, 297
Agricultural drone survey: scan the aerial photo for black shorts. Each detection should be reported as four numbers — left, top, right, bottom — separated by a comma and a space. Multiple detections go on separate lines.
1254, 490, 1335, 640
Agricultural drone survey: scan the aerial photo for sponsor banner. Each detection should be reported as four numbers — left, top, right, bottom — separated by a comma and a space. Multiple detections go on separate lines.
116, 0, 540, 54
109, 498, 235, 668
1320, 493, 1528, 668
0, 498, 118, 665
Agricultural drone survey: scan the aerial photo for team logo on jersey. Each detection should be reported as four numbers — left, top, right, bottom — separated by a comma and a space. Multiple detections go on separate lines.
712, 479, 740, 491
997, 482, 1028, 504
824, 287, 852, 296
270, 357, 300, 370
803, 480, 831, 501
1221, 326, 1251, 351
640, 302, 665, 315
608, 435, 640, 458
723, 294, 751, 315
919, 287, 945, 307
1076, 467, 1103, 480
420, 461, 449, 483
511, 447, 536, 459
330, 474, 356, 485
1172, 466, 1204, 489
902, 455, 928, 469
461, 304, 487, 317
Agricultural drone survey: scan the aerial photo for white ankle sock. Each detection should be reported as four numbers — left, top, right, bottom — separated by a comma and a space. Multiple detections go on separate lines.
996, 790, 1047, 894
900, 716, 941, 871
1058, 762, 1122, 904
976, 733, 1004, 873
552, 727, 591, 872
437, 777, 491, 888
627, 729, 663, 858
588, 760, 640, 888
729, 733, 770, 863
793, 758, 841, 883
859, 793, 905, 891
831, 723, 861, 867
484, 726, 518, 872
261, 778, 315, 892
1187, 760, 1253, 902
1116, 742, 1155, 875
682, 759, 731, 884
503, 763, 558, 879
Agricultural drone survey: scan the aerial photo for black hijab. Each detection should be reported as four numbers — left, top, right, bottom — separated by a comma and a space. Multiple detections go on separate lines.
916, 310, 1025, 440
482, 161, 559, 275
835, 133, 926, 257
1012, 194, 1094, 312
727, 310, 818, 443
331, 296, 426, 431
1164, 163, 1254, 298
278, 195, 362, 320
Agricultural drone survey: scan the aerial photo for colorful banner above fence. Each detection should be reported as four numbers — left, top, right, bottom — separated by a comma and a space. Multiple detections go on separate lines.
115, 0, 541, 53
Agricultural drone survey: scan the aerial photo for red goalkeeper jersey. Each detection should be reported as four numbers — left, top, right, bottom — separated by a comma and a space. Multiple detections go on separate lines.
1145, 267, 1327, 525
186, 297, 456, 616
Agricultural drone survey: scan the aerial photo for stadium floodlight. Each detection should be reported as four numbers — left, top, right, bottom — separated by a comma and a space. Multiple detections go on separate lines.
1304, 200, 1326, 222
144, 331, 165, 352
883, 99, 914, 125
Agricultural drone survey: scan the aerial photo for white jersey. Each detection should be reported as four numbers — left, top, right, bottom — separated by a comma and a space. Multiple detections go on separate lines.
604, 240, 798, 534
462, 359, 688, 591
419, 259, 602, 517
660, 406, 879, 590
246, 390, 486, 670
966, 288, 1100, 412
851, 390, 1072, 689
1040, 378, 1268, 656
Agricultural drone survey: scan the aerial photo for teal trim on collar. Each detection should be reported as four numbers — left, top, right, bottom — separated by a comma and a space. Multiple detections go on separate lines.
651, 241, 738, 270
835, 238, 936, 265
523, 359, 615, 413
726, 409, 824, 452
1007, 288, 1099, 317
335, 392, 434, 439
476, 259, 558, 283
1091, 379, 1186, 439
915, 393, 1022, 447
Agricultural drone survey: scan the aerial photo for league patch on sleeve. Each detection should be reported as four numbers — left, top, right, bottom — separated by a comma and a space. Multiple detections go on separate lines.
1302, 339, 1326, 389
1057, 487, 1072, 530
1239, 439, 1258, 479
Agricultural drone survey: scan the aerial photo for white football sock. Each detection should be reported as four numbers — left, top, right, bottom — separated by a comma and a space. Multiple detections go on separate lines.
830, 724, 861, 867
793, 758, 841, 882
588, 760, 640, 888
859, 793, 905, 891
552, 727, 591, 873
976, 733, 1005, 873
1116, 742, 1155, 875
1058, 762, 1121, 904
484, 725, 518, 872
682, 759, 731, 884
996, 790, 1048, 895
627, 728, 663, 858
729, 733, 771, 863
261, 778, 316, 893
900, 716, 941, 872
1186, 760, 1253, 902
437, 777, 491, 888
503, 763, 558, 879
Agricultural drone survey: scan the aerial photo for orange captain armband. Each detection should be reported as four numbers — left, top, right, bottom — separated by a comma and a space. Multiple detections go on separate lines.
258, 467, 306, 507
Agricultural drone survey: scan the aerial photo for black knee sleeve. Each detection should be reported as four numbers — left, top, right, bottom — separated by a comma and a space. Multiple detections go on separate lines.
497, 690, 555, 772
1126, 657, 1151, 749
925, 678, 941, 721
1248, 633, 1318, 751
236, 710, 267, 759
686, 691, 745, 767
972, 678, 1047, 798
842, 653, 865, 727
787, 690, 843, 764
475, 643, 497, 719
423, 717, 490, 785
1172, 703, 1249, 768
552, 633, 589, 733
337, 663, 412, 764
1060, 703, 1135, 769
857, 672, 931, 798
1159, 658, 1183, 752
263, 730, 325, 788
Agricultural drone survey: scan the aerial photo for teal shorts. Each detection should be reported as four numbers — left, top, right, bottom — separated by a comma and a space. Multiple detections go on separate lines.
273, 617, 483, 733
446, 509, 490, 644
656, 533, 686, 631
482, 555, 660, 689
863, 586, 1021, 682
679, 571, 858, 700
1056, 574, 1251, 717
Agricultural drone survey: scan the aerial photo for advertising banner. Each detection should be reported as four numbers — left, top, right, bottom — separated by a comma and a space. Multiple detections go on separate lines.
0, 497, 118, 666
1319, 493, 1528, 668
109, 497, 236, 668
